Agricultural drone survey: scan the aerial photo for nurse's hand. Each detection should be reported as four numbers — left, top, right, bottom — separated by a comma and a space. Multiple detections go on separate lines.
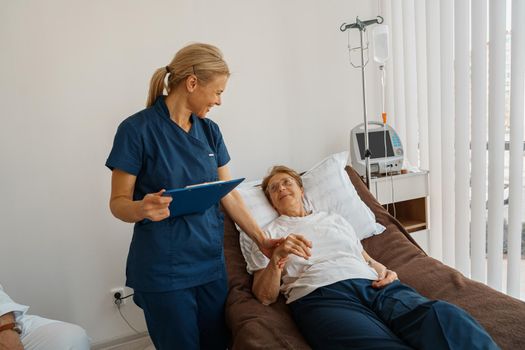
259, 237, 286, 259
268, 234, 313, 270
260, 234, 312, 260
141, 190, 173, 221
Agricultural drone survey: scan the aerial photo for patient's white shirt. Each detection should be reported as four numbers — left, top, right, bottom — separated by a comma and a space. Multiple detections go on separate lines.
248, 211, 378, 303
0, 284, 90, 349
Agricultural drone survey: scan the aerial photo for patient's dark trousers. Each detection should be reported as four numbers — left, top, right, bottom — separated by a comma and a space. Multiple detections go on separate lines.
289, 279, 499, 350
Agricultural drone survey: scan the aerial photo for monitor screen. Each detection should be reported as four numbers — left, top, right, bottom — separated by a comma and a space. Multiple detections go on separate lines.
356, 130, 395, 160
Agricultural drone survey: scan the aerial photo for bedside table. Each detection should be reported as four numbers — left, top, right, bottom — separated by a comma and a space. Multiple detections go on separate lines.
369, 170, 429, 251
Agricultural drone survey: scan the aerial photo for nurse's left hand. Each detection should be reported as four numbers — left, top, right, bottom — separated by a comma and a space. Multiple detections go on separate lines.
259, 237, 286, 259
260, 235, 313, 260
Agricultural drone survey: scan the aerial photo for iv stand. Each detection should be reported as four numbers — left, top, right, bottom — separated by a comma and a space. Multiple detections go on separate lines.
340, 16, 383, 189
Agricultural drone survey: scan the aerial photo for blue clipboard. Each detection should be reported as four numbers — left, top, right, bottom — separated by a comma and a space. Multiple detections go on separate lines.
163, 178, 245, 217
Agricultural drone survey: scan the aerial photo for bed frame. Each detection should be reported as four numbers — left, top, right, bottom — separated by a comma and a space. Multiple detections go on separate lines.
223, 166, 525, 349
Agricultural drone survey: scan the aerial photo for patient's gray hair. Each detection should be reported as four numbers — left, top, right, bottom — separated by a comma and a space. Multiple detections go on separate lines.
261, 165, 303, 202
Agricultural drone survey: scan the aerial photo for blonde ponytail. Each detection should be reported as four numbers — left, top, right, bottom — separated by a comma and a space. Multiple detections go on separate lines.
146, 43, 230, 107
146, 67, 169, 107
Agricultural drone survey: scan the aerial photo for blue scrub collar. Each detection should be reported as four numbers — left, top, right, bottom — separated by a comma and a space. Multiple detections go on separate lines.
155, 95, 195, 126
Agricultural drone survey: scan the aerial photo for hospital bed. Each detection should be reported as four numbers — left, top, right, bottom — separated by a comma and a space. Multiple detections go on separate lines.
222, 162, 525, 349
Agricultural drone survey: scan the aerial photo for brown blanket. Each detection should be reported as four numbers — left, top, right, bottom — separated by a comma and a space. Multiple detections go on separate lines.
223, 166, 525, 349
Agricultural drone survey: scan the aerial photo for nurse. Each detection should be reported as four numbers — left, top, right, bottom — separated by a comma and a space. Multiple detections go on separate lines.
106, 43, 312, 350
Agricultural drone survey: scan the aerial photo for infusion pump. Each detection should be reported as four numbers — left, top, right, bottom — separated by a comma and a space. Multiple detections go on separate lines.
350, 122, 404, 176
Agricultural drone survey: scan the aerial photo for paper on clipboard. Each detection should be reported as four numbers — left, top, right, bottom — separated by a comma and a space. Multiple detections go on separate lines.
162, 178, 245, 217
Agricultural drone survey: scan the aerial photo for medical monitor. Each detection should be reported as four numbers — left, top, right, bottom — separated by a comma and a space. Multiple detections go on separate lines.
350, 122, 404, 176
356, 130, 395, 160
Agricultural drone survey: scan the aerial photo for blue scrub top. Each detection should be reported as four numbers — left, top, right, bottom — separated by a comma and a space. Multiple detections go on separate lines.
106, 96, 231, 292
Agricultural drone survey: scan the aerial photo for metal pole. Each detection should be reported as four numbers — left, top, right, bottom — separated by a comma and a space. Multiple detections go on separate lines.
359, 28, 371, 189
340, 16, 382, 188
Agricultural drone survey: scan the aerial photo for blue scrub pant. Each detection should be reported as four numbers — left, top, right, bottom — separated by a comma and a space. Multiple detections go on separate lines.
289, 279, 499, 350
133, 275, 228, 350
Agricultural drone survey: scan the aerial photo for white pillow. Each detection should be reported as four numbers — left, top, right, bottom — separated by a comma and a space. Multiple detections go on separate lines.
236, 184, 278, 267
301, 151, 385, 240
237, 151, 385, 269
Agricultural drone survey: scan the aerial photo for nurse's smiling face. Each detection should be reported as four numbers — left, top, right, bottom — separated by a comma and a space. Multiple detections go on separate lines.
190, 74, 228, 118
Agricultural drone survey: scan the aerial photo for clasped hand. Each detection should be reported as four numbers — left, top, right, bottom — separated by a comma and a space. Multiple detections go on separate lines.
269, 234, 312, 269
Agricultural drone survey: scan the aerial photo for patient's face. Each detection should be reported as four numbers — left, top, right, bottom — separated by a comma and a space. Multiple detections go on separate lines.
267, 172, 304, 216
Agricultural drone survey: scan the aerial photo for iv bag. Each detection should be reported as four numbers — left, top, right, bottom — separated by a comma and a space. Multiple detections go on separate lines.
372, 24, 390, 64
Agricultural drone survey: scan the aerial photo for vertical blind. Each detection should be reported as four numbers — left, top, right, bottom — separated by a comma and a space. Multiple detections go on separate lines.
440, 0, 456, 268
507, 0, 525, 297
454, 0, 470, 276
402, 0, 419, 166
486, 0, 506, 292
414, 0, 429, 171
470, 0, 488, 283
423, 0, 443, 261
381, 0, 524, 296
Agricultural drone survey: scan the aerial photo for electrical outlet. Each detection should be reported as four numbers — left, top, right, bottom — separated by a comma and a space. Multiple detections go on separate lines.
111, 287, 126, 305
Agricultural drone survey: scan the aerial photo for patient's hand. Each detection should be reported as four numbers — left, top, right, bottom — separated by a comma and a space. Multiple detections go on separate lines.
261, 234, 312, 260
259, 237, 286, 259
270, 234, 312, 266
371, 265, 399, 289
274, 257, 289, 270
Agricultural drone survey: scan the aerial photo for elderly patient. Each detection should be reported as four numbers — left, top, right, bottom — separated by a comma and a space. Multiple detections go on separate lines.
247, 165, 498, 350
0, 284, 89, 350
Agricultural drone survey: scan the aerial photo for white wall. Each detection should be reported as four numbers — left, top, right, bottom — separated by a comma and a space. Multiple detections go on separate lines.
0, 0, 378, 344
